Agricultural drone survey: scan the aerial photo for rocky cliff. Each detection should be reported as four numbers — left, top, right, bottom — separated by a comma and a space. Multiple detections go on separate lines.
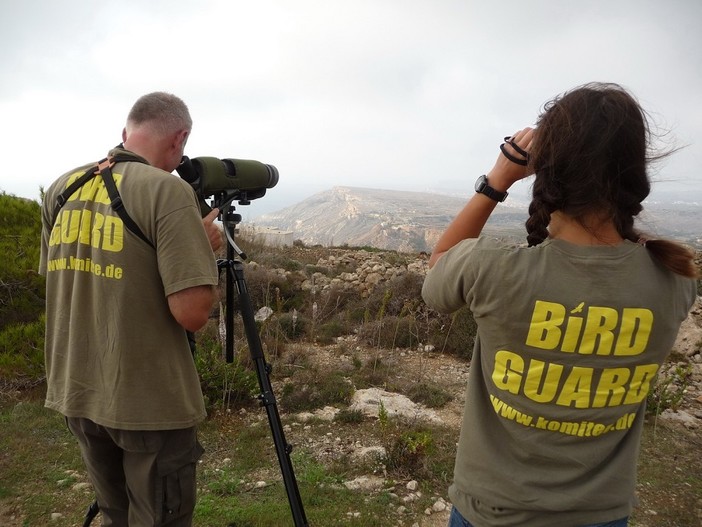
251, 186, 701, 252
252, 186, 527, 252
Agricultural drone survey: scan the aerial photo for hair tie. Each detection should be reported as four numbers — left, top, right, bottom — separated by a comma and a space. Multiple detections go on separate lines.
500, 136, 529, 166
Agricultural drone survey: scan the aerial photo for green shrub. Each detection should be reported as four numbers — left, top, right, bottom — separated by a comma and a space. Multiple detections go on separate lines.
386, 430, 434, 476
406, 383, 453, 409
277, 312, 310, 341
427, 306, 477, 360
334, 408, 364, 424
280, 371, 353, 412
194, 331, 258, 412
646, 363, 693, 416
0, 317, 46, 381
362, 273, 425, 318
357, 316, 419, 350
315, 319, 349, 345
0, 193, 45, 331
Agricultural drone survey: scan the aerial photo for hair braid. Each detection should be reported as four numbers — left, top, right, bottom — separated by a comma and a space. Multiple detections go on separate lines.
526, 199, 552, 247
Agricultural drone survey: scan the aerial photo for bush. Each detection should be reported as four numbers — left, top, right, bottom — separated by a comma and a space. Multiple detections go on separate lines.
427, 306, 477, 360
238, 265, 307, 312
646, 363, 693, 416
357, 316, 419, 350
280, 370, 353, 412
0, 193, 45, 331
362, 273, 425, 318
314, 319, 349, 345
386, 429, 434, 476
194, 330, 258, 412
277, 312, 310, 341
0, 317, 46, 381
406, 383, 453, 409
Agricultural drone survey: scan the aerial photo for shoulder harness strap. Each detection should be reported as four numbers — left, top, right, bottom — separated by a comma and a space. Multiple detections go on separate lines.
52, 155, 155, 249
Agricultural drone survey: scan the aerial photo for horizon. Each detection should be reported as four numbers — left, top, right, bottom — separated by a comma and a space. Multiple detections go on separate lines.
4, 180, 701, 223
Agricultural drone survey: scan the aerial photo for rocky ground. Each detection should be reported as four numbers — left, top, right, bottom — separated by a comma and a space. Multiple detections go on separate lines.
2, 246, 700, 526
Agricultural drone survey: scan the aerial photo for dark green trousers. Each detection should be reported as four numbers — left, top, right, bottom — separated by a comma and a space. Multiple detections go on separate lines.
67, 417, 203, 526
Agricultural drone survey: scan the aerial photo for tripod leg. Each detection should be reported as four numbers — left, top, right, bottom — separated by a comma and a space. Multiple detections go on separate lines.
227, 260, 309, 527
82, 500, 100, 527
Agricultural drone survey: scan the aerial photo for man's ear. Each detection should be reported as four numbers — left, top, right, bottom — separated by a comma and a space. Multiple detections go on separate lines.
174, 129, 189, 150
122, 127, 128, 143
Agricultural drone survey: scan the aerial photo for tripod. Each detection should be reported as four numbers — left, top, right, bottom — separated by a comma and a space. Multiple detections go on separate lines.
83, 198, 308, 527
217, 202, 309, 527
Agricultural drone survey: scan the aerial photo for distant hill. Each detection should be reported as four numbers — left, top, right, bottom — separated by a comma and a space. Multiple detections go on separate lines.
251, 186, 701, 252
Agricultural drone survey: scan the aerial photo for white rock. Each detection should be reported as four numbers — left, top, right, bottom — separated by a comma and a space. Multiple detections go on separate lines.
343, 475, 385, 491
660, 409, 699, 429
254, 306, 274, 322
432, 498, 448, 512
351, 445, 387, 462
350, 388, 442, 423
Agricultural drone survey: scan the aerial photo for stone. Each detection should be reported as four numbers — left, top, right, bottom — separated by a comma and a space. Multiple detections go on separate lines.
350, 388, 442, 423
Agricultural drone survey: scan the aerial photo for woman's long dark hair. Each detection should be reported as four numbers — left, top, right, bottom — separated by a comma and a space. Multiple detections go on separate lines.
526, 82, 698, 278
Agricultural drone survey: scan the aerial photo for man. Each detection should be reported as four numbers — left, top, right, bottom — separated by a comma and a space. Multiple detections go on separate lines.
39, 92, 222, 526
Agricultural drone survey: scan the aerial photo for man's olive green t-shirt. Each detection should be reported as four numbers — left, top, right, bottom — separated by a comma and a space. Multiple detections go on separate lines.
39, 148, 219, 430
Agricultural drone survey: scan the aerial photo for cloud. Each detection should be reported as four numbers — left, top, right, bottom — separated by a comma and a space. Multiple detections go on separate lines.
1, 0, 700, 214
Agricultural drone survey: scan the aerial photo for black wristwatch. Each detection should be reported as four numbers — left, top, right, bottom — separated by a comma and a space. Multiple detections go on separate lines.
475, 174, 508, 202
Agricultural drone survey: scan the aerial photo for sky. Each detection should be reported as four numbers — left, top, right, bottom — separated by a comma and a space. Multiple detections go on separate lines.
1, 0, 701, 219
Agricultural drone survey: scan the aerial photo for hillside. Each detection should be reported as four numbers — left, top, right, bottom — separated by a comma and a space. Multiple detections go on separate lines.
251, 186, 528, 252
252, 186, 702, 251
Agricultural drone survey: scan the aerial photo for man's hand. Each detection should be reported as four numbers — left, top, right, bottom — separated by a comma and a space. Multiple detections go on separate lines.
202, 208, 223, 252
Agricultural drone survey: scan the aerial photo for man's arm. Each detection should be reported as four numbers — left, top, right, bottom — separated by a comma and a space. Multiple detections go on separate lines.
167, 285, 217, 332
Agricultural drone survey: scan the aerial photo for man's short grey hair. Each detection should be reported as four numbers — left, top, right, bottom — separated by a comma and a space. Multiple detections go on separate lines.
126, 92, 192, 135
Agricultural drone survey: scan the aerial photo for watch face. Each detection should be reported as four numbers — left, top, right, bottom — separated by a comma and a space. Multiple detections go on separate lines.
475, 175, 507, 201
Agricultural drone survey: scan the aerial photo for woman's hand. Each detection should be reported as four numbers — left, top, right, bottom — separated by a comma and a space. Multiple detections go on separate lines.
487, 127, 535, 191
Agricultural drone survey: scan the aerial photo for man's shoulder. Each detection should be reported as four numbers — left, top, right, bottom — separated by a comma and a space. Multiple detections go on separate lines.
118, 162, 192, 193
44, 161, 98, 201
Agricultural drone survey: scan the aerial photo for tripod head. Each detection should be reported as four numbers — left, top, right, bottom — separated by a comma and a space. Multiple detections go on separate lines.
210, 191, 247, 261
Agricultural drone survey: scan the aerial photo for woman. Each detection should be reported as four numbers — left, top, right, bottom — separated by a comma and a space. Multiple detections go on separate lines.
422, 83, 698, 527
